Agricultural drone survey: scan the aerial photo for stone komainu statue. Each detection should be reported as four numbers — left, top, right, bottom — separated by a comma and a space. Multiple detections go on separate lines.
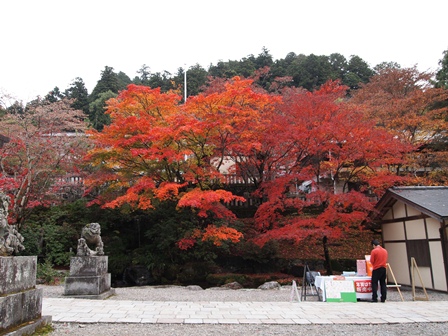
77, 222, 104, 256
0, 193, 25, 257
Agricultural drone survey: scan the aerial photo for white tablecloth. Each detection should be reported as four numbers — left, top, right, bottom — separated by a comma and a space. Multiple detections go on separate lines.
315, 275, 373, 301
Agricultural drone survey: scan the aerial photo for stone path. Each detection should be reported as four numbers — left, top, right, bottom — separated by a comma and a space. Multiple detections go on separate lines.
43, 298, 448, 325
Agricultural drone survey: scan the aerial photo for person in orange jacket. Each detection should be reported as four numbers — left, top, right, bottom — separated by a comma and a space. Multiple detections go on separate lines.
370, 239, 388, 302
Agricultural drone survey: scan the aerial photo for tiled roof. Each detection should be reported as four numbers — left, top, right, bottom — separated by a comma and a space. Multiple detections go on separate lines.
379, 186, 448, 220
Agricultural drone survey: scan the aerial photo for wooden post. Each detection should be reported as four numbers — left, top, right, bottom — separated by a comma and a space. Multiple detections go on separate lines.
386, 263, 404, 302
323, 236, 333, 275
411, 257, 429, 301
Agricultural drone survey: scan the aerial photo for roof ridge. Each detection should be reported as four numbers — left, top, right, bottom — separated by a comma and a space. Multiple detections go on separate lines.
392, 186, 448, 190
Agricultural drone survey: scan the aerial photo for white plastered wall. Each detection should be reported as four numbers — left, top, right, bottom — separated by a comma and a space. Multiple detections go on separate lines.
430, 241, 447, 291
405, 219, 426, 239
393, 202, 406, 218
426, 217, 441, 239
406, 204, 421, 216
382, 222, 405, 240
384, 242, 410, 285
410, 266, 432, 289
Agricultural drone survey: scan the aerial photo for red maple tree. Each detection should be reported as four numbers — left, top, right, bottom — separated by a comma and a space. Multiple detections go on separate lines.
350, 66, 448, 184
85, 79, 413, 251
84, 84, 252, 248
0, 98, 88, 226
248, 81, 411, 245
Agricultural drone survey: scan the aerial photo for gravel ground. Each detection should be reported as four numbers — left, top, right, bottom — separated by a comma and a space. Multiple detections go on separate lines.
40, 284, 448, 336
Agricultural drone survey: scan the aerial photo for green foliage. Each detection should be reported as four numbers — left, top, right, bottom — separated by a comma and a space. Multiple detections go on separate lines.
436, 49, 448, 89
136, 64, 151, 85
345, 55, 374, 89
117, 71, 132, 91
173, 64, 208, 98
142, 203, 205, 261
19, 200, 130, 267
90, 66, 120, 101
240, 240, 280, 265
99, 201, 242, 284
330, 259, 357, 273
294, 54, 335, 90
209, 239, 282, 275
20, 206, 78, 266
65, 77, 90, 116
329, 53, 348, 79
255, 47, 274, 68
176, 261, 218, 285
17, 197, 377, 286
87, 65, 124, 130
107, 236, 133, 279
88, 90, 116, 130
147, 71, 174, 92
30, 323, 54, 335
49, 48, 385, 131
20, 222, 42, 256
37, 259, 63, 285
44, 86, 64, 103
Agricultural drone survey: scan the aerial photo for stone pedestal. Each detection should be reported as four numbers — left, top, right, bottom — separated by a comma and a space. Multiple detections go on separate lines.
0, 256, 52, 335
64, 256, 115, 299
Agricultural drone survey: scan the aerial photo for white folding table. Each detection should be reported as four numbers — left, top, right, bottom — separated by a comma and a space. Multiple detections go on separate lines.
315, 275, 373, 301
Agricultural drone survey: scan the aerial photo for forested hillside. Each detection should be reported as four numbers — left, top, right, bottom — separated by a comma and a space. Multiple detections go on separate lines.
37, 48, 376, 131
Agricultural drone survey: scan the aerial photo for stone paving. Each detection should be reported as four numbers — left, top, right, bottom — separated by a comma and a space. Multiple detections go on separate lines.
43, 298, 448, 325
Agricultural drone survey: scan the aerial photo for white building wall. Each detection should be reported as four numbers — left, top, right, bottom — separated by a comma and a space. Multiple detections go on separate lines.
411, 266, 432, 290
406, 204, 421, 216
430, 241, 447, 291
382, 222, 405, 240
381, 198, 447, 292
426, 217, 441, 239
393, 202, 406, 218
385, 242, 410, 285
405, 219, 426, 239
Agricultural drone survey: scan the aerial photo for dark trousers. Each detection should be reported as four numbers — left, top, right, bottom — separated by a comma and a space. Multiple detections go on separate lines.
371, 267, 387, 302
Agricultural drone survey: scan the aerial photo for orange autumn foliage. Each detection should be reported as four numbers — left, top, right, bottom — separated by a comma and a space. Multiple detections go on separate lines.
85, 80, 276, 247
350, 66, 448, 185
177, 188, 245, 218
85, 78, 418, 250
177, 225, 244, 250
201, 225, 244, 246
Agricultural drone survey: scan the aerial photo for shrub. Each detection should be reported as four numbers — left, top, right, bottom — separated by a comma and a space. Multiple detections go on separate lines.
31, 323, 55, 335
176, 261, 219, 285
330, 259, 357, 273
20, 206, 78, 266
37, 259, 64, 285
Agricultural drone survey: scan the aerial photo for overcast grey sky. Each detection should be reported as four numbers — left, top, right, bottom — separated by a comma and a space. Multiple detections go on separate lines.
1, 0, 447, 103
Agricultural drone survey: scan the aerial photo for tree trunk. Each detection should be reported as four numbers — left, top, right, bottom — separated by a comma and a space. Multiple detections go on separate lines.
323, 235, 333, 275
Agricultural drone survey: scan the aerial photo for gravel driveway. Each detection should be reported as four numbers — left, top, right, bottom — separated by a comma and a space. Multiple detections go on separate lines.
40, 284, 448, 336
